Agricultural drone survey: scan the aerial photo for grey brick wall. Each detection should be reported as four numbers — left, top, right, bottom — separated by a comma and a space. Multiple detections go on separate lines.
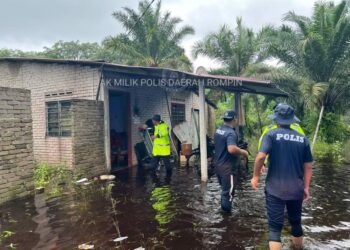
0, 61, 100, 167
0, 87, 34, 204
71, 100, 106, 177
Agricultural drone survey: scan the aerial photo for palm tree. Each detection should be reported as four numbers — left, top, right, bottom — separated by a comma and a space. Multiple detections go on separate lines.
192, 17, 256, 76
104, 0, 194, 71
261, 0, 350, 146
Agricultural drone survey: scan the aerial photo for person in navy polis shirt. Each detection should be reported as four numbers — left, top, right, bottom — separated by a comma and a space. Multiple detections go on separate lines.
214, 110, 249, 213
251, 103, 313, 250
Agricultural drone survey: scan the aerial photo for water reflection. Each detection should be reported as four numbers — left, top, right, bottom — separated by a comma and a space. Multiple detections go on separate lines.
32, 193, 58, 250
0, 164, 349, 249
151, 185, 176, 229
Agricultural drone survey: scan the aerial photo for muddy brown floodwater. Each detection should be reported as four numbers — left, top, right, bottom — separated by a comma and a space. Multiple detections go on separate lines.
1, 163, 350, 250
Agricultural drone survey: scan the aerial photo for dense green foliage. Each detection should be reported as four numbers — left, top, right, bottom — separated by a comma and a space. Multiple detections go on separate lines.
202, 1, 350, 163
104, 0, 194, 71
313, 141, 344, 164
192, 17, 257, 75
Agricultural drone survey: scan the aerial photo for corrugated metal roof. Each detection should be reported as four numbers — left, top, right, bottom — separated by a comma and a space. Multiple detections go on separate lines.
0, 57, 288, 97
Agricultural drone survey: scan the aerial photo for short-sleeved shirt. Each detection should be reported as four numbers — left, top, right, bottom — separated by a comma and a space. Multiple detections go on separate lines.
259, 127, 313, 200
214, 125, 239, 171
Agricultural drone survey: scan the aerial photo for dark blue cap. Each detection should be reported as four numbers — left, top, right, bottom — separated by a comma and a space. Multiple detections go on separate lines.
222, 110, 237, 120
268, 103, 300, 125
152, 114, 161, 122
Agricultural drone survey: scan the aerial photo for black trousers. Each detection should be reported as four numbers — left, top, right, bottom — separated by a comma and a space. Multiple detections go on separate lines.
215, 165, 237, 212
151, 155, 172, 177
265, 191, 303, 242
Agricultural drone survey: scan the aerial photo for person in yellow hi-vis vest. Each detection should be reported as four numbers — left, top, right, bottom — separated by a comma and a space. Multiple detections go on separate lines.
151, 114, 172, 179
258, 104, 305, 173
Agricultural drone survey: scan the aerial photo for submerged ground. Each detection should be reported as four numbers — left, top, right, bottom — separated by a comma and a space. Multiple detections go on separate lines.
1, 163, 349, 250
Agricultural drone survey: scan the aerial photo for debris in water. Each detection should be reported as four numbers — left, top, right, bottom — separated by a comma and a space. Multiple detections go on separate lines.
113, 236, 128, 242
100, 175, 116, 181
76, 178, 88, 183
78, 243, 94, 249
35, 187, 45, 194
134, 247, 145, 250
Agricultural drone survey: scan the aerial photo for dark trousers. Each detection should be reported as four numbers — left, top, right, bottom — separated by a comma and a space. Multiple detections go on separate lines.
265, 192, 303, 242
216, 165, 237, 212
151, 155, 172, 177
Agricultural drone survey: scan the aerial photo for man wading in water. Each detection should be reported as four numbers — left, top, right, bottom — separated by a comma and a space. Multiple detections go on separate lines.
251, 103, 313, 250
214, 110, 249, 213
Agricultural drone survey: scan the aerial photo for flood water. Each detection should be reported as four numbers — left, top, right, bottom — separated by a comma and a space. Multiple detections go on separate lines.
1, 163, 349, 250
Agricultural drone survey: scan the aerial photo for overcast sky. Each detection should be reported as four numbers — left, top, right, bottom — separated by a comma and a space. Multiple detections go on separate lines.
0, 0, 335, 69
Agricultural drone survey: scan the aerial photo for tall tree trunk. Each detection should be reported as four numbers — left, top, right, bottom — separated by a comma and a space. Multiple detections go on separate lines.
311, 104, 325, 151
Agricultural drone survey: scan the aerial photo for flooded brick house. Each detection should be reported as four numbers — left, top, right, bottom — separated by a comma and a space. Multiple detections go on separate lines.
0, 58, 218, 176
0, 58, 287, 177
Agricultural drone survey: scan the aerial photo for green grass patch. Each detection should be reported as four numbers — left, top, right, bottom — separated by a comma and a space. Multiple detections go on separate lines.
34, 162, 72, 195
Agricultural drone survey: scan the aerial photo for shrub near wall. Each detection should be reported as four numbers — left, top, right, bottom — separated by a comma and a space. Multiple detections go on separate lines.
0, 87, 34, 204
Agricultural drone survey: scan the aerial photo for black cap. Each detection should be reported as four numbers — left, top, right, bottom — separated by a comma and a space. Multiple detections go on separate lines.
152, 114, 161, 122
222, 110, 237, 120
268, 103, 300, 125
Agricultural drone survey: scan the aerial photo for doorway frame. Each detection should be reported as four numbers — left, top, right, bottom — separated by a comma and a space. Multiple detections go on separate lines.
104, 87, 132, 171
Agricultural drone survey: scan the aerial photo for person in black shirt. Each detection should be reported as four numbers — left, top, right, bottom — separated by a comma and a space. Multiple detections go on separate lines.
251, 103, 313, 250
214, 110, 249, 213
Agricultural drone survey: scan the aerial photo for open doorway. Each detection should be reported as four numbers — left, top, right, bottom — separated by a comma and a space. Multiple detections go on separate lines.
109, 90, 131, 171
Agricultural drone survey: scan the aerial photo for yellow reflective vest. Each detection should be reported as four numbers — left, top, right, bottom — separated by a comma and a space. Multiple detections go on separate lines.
153, 122, 171, 156
258, 123, 305, 150
258, 123, 305, 165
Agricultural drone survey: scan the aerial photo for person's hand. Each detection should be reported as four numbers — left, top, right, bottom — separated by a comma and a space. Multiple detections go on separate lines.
151, 135, 155, 140
241, 149, 249, 158
303, 188, 310, 201
251, 176, 259, 190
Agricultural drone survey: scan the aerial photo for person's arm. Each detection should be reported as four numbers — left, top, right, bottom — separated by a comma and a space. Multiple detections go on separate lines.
251, 132, 272, 189
303, 141, 314, 200
151, 126, 158, 140
226, 131, 248, 157
227, 145, 249, 157
303, 162, 313, 201
251, 152, 267, 189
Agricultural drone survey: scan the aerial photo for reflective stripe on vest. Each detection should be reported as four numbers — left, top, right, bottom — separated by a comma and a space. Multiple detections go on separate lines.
258, 123, 305, 165
258, 123, 305, 150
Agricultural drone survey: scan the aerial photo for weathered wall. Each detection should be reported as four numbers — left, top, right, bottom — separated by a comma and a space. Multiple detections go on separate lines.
71, 100, 106, 176
0, 62, 100, 167
0, 87, 34, 204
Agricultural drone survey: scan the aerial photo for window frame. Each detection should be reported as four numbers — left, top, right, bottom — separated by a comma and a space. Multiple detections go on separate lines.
46, 100, 72, 137
171, 102, 186, 126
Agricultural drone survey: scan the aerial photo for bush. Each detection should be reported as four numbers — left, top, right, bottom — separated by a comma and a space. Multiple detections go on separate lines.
34, 163, 72, 194
303, 112, 350, 143
313, 141, 344, 164
343, 140, 350, 163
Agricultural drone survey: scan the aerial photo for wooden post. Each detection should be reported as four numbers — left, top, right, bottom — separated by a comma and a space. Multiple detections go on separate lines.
199, 82, 208, 182
103, 85, 111, 172
234, 93, 241, 137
